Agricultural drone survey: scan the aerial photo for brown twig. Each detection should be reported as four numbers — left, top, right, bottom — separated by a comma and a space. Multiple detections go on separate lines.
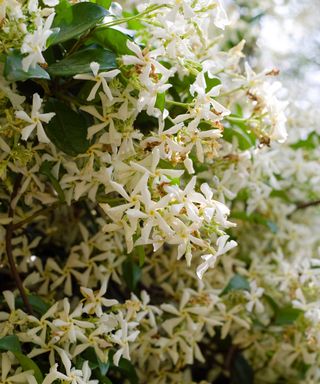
12, 202, 61, 231
224, 344, 238, 372
295, 199, 320, 210
5, 174, 33, 314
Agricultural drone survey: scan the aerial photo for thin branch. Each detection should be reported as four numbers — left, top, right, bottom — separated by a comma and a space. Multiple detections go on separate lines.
295, 199, 320, 210
224, 344, 238, 372
12, 202, 61, 231
5, 174, 33, 314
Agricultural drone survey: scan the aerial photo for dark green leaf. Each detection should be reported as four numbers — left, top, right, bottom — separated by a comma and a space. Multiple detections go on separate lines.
116, 357, 139, 384
0, 335, 21, 353
44, 99, 90, 156
81, 347, 110, 375
108, 351, 138, 384
94, 370, 113, 384
82, 347, 100, 369
4, 51, 50, 82
47, 46, 117, 77
231, 352, 254, 384
221, 274, 250, 296
40, 160, 65, 202
122, 259, 141, 291
204, 73, 221, 92
92, 28, 132, 55
274, 306, 303, 326
264, 294, 279, 312
135, 245, 145, 267
14, 352, 43, 384
15, 295, 51, 316
49, 2, 109, 45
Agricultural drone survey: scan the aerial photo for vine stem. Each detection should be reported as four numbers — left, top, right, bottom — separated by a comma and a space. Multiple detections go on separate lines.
295, 199, 320, 210
12, 202, 61, 231
5, 175, 33, 314
96, 4, 169, 30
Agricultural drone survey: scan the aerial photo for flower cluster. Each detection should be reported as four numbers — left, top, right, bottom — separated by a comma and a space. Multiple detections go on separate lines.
1, 0, 318, 383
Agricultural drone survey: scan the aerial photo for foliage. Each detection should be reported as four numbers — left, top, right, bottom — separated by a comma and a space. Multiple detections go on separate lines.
0, 0, 318, 383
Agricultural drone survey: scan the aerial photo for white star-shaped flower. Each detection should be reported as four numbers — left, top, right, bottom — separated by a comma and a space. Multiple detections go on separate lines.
74, 61, 120, 101
15, 93, 55, 143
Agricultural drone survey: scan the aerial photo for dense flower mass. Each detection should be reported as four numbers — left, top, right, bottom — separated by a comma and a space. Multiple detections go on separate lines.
0, 0, 319, 383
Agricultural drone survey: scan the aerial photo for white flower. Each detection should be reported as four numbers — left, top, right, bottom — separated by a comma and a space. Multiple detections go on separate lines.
1, 352, 38, 384
80, 279, 118, 317
244, 280, 265, 313
0, 77, 25, 108
123, 41, 173, 86
0, 0, 23, 20
196, 235, 237, 279
42, 363, 68, 384
81, 92, 118, 140
21, 13, 55, 71
43, 0, 59, 6
111, 312, 139, 366
74, 62, 120, 101
15, 93, 55, 143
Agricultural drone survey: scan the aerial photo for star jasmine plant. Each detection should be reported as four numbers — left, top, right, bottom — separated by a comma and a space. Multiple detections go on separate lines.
0, 0, 319, 383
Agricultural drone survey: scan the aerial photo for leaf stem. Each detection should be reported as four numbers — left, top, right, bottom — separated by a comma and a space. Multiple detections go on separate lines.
166, 100, 190, 108
97, 4, 169, 29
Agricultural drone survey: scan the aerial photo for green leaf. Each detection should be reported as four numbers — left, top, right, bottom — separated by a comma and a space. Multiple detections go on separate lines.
4, 50, 50, 82
135, 245, 145, 267
94, 370, 113, 384
221, 274, 250, 296
92, 28, 132, 55
270, 189, 290, 202
123, 11, 144, 31
0, 335, 21, 353
81, 347, 100, 369
49, 2, 109, 45
116, 357, 139, 384
44, 99, 90, 156
155, 92, 166, 112
231, 352, 254, 384
291, 132, 319, 150
81, 347, 110, 376
47, 46, 117, 77
274, 306, 303, 326
108, 351, 138, 384
169, 177, 180, 186
231, 211, 278, 233
15, 295, 51, 316
40, 160, 65, 202
223, 124, 256, 150
14, 353, 43, 383
264, 294, 279, 312
204, 73, 221, 92
91, 0, 112, 9
122, 259, 141, 291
